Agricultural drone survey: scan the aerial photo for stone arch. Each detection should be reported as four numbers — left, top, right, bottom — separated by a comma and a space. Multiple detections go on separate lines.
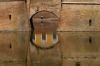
30, 10, 59, 30
31, 10, 59, 19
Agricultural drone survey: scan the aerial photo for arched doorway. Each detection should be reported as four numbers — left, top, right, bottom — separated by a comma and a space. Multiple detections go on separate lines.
30, 10, 59, 49
30, 10, 59, 33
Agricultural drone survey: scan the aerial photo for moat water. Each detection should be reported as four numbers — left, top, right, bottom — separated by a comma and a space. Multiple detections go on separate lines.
0, 31, 100, 66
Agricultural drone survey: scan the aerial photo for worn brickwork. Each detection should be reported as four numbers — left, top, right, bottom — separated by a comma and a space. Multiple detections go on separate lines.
30, 42, 61, 66
29, 0, 100, 31
58, 5, 100, 31
62, 0, 100, 2
30, 0, 61, 18
0, 0, 100, 31
63, 60, 100, 66
0, 32, 29, 61
59, 32, 100, 57
0, 62, 26, 66
0, 0, 24, 2
0, 1, 30, 31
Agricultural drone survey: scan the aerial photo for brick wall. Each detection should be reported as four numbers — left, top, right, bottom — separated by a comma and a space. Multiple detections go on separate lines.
30, 0, 61, 18
58, 0, 100, 31
62, 0, 100, 2
0, 32, 29, 61
0, 1, 30, 31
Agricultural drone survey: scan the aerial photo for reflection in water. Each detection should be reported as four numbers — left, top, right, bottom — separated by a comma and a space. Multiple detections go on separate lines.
89, 37, 92, 43
59, 32, 100, 66
30, 12, 60, 65
30, 31, 58, 49
76, 62, 80, 66
0, 32, 99, 66
30, 30, 61, 66
0, 32, 30, 66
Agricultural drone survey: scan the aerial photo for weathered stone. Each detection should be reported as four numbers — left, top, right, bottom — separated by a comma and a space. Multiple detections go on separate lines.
0, 1, 30, 31
62, 60, 100, 66
30, 0, 61, 18
62, 0, 100, 2
0, 32, 30, 61
0, 61, 26, 66
59, 32, 100, 58
58, 5, 100, 31
30, 42, 61, 66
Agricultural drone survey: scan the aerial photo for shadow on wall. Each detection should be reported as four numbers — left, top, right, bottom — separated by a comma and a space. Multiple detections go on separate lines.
30, 17, 34, 30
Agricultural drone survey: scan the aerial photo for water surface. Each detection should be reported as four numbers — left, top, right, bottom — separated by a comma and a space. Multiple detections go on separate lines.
0, 31, 100, 66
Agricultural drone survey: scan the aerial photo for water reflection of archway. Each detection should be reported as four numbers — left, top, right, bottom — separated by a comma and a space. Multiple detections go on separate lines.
30, 31, 59, 49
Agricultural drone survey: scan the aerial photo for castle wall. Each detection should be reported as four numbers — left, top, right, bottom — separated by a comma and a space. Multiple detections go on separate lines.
29, 0, 100, 31
30, 0, 61, 18
62, 0, 100, 2
0, 0, 100, 31
57, 0, 100, 31
58, 5, 100, 31
0, 1, 30, 31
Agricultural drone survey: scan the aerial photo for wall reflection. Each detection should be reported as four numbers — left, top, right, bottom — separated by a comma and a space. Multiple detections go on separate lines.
30, 31, 61, 66
58, 32, 100, 66
0, 32, 30, 66
30, 31, 58, 49
0, 31, 99, 66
